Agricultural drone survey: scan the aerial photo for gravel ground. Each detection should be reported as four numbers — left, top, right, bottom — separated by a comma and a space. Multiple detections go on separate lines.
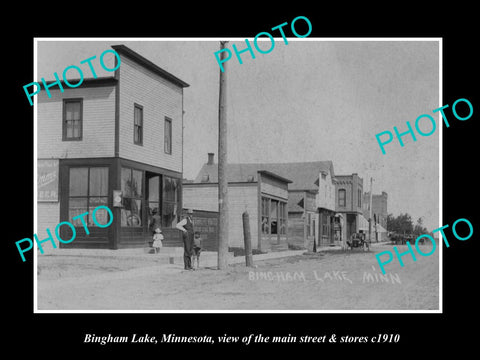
36, 244, 439, 311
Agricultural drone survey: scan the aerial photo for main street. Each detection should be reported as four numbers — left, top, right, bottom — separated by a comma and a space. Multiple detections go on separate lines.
37, 243, 439, 311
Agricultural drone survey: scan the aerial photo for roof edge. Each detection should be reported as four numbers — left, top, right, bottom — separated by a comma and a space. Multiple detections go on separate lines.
111, 44, 190, 88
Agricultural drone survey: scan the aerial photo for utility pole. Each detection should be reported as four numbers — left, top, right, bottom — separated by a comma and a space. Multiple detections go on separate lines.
217, 41, 229, 270
368, 177, 373, 243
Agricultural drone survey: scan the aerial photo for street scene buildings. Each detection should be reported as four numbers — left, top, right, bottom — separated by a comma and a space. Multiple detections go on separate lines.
35, 40, 440, 311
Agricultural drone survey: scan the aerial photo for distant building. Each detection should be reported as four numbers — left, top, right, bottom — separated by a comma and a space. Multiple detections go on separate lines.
183, 154, 291, 251
334, 173, 364, 242
363, 191, 388, 241
184, 154, 337, 251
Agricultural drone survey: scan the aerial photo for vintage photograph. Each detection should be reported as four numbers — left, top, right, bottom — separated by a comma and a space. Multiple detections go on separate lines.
34, 39, 440, 312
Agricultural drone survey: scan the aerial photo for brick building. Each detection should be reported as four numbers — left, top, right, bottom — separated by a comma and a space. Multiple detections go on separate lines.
334, 173, 364, 242
36, 44, 189, 249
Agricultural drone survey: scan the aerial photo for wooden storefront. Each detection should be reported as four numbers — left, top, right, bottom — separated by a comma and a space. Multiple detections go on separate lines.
58, 157, 183, 249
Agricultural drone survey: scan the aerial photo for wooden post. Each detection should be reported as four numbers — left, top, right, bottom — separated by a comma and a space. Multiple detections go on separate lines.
242, 211, 253, 267
217, 41, 229, 270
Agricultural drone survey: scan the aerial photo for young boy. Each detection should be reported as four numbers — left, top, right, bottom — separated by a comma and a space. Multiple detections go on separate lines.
192, 231, 203, 269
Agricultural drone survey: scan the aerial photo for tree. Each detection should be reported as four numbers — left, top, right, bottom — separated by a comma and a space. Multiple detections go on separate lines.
387, 213, 413, 234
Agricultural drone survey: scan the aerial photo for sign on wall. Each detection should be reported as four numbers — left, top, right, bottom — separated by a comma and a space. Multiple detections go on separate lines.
38, 159, 59, 202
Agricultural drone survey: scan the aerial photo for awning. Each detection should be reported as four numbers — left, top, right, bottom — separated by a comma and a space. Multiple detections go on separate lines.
358, 214, 369, 231
375, 223, 387, 233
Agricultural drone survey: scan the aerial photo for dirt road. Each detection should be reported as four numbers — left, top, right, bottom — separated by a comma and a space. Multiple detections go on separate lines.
37, 244, 439, 311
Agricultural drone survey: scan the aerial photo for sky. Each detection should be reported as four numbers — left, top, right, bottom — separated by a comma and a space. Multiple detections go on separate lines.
36, 38, 440, 231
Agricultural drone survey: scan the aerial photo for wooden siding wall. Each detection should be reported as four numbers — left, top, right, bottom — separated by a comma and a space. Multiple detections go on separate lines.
305, 192, 317, 212
288, 212, 305, 246
183, 183, 259, 248
37, 86, 116, 159
118, 56, 183, 173
260, 175, 288, 200
36, 203, 60, 253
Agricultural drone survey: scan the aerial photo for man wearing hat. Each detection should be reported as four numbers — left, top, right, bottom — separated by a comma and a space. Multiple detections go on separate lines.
176, 209, 195, 270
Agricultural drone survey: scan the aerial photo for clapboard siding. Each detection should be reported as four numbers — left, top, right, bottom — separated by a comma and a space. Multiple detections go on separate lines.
36, 203, 60, 254
288, 213, 305, 246
37, 86, 116, 159
183, 185, 218, 212
118, 56, 183, 173
260, 175, 288, 200
183, 183, 259, 248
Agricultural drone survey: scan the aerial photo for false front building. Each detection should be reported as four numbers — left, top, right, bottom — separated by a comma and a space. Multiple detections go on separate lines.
37, 44, 189, 249
183, 155, 336, 252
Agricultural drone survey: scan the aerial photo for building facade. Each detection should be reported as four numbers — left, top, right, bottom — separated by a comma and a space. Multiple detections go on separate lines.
335, 173, 364, 242
37, 45, 189, 249
183, 154, 291, 251
363, 191, 388, 241
186, 155, 337, 251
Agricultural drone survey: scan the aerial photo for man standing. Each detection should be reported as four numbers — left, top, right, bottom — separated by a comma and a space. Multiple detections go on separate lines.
176, 209, 195, 270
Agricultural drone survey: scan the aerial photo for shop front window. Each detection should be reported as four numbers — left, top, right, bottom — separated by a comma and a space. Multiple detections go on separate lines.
121, 167, 143, 227
162, 176, 180, 228
68, 167, 109, 227
261, 197, 269, 235
270, 200, 278, 235
279, 202, 286, 235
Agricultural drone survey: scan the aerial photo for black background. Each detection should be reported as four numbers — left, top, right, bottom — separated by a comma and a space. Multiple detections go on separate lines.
6, 5, 478, 356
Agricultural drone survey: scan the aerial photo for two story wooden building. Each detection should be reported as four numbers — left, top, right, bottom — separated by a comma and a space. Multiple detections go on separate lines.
37, 44, 189, 249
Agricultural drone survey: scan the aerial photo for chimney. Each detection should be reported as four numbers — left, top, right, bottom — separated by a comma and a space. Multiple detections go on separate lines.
207, 152, 215, 165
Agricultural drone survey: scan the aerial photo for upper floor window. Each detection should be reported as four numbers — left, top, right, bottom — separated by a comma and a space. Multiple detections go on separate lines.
63, 99, 83, 141
134, 104, 143, 145
338, 189, 346, 207
358, 189, 362, 208
164, 117, 172, 154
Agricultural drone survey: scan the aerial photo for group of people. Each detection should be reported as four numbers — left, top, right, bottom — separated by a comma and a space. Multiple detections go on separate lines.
149, 208, 202, 271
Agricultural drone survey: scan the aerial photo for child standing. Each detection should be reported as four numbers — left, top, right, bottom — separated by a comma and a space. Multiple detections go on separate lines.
152, 227, 164, 254
192, 231, 203, 269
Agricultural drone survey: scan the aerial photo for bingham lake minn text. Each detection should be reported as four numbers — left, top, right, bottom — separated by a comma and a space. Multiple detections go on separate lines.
248, 268, 402, 284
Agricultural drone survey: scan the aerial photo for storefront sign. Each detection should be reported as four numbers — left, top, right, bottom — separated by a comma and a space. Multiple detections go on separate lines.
37, 159, 59, 202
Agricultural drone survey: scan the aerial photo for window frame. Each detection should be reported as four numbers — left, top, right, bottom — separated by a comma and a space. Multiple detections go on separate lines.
162, 175, 181, 228
133, 103, 143, 146
121, 167, 144, 228
338, 189, 346, 207
68, 166, 109, 227
164, 116, 172, 154
62, 98, 83, 141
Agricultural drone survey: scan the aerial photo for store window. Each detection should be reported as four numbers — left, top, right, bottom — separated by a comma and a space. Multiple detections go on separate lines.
270, 200, 278, 235
68, 167, 109, 226
63, 99, 82, 141
162, 176, 180, 228
261, 197, 269, 235
279, 202, 286, 235
121, 167, 143, 227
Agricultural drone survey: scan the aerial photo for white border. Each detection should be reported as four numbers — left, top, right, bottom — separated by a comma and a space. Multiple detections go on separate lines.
33, 37, 443, 314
